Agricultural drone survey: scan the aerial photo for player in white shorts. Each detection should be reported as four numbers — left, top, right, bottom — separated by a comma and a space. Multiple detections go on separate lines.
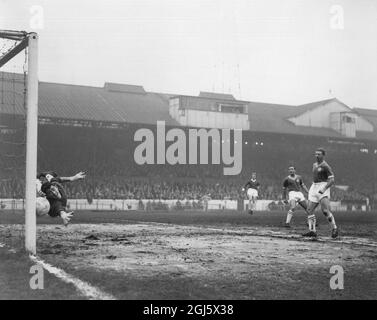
303, 148, 339, 238
242, 172, 260, 215
282, 166, 309, 227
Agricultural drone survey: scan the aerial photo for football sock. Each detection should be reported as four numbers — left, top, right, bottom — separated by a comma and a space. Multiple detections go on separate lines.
308, 214, 316, 232
326, 211, 337, 229
307, 216, 312, 230
286, 210, 293, 224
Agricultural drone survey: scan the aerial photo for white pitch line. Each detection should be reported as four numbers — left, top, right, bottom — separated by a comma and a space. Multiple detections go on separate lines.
29, 255, 117, 300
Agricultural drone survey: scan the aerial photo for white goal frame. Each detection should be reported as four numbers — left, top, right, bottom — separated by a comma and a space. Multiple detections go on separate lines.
0, 30, 39, 254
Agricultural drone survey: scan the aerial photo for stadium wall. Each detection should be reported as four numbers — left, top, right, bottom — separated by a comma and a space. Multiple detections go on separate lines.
0, 198, 365, 212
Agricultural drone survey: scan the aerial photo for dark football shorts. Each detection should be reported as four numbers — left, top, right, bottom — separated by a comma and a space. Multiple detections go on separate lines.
47, 198, 67, 217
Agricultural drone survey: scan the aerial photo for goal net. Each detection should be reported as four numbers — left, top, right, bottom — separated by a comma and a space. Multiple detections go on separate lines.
0, 30, 38, 254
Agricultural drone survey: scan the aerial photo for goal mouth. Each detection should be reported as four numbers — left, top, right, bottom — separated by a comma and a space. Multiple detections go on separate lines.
0, 30, 39, 254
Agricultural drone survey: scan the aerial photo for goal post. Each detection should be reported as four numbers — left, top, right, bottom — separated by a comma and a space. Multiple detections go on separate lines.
0, 30, 39, 254
24, 33, 38, 255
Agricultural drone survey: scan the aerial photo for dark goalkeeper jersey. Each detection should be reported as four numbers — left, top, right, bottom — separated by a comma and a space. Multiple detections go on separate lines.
38, 172, 67, 202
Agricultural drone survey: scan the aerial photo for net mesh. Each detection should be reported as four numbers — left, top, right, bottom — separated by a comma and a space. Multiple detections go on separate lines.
0, 32, 28, 247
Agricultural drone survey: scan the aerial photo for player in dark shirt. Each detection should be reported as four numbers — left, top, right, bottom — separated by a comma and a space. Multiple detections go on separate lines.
244, 179, 260, 191
37, 171, 86, 226
282, 166, 309, 227
303, 148, 338, 238
242, 172, 260, 215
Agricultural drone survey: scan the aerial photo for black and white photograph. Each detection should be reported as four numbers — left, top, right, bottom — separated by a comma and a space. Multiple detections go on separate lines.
0, 0, 377, 306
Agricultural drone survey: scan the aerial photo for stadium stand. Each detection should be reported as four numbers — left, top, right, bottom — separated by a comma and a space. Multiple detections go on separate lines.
1, 72, 376, 207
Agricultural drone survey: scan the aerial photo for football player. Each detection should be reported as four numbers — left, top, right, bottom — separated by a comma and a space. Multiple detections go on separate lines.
242, 172, 260, 215
303, 148, 338, 238
37, 171, 86, 226
282, 166, 309, 227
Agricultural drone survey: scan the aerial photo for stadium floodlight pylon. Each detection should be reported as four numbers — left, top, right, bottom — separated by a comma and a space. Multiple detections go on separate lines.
0, 30, 39, 254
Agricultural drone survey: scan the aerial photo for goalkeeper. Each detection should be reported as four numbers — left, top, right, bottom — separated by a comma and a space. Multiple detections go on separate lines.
37, 171, 86, 226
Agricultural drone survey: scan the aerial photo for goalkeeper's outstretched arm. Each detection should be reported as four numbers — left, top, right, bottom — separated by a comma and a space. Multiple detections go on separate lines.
59, 171, 86, 182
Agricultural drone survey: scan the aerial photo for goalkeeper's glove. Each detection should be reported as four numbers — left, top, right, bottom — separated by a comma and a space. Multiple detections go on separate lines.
74, 171, 86, 180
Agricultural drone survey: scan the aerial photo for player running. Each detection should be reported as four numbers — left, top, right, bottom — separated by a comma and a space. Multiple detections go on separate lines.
282, 166, 309, 228
37, 171, 86, 226
242, 172, 260, 215
303, 148, 339, 238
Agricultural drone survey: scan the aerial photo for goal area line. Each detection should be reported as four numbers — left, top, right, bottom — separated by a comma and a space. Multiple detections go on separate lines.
0, 240, 116, 300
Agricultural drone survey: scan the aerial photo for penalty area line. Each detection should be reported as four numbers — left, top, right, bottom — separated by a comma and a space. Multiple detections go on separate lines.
29, 255, 117, 300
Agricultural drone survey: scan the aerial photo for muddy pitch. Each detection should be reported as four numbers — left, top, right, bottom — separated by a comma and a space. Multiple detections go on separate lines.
1, 222, 376, 299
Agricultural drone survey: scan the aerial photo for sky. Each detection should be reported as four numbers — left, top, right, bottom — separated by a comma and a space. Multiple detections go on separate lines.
1, 0, 377, 109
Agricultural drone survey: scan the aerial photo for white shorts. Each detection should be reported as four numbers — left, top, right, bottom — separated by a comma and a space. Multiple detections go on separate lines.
288, 191, 305, 203
308, 182, 330, 203
247, 188, 258, 199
